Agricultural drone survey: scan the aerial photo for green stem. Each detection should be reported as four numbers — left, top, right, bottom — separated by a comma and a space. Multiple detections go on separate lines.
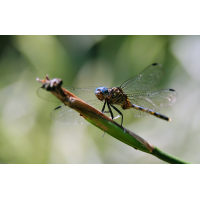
87, 118, 190, 164
151, 147, 190, 164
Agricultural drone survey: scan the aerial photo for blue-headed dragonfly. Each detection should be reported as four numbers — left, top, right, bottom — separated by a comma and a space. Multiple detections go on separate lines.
37, 63, 177, 126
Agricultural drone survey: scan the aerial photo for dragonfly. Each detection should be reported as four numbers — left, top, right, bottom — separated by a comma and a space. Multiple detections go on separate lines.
37, 63, 177, 126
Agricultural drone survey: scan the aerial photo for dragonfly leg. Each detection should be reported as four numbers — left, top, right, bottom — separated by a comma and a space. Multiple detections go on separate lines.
131, 103, 171, 121
101, 101, 110, 114
110, 105, 124, 127
101, 101, 106, 113
107, 103, 114, 120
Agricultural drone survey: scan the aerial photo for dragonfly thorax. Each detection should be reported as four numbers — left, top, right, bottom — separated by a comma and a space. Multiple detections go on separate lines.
95, 86, 109, 101
107, 87, 129, 106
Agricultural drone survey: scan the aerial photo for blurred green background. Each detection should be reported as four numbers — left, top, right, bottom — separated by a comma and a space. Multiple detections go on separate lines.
0, 35, 200, 164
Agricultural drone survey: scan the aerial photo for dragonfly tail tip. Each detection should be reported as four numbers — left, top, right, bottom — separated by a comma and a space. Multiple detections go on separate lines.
168, 118, 172, 121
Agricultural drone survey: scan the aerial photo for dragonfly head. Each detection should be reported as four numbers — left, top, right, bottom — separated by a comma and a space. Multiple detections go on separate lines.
95, 87, 109, 100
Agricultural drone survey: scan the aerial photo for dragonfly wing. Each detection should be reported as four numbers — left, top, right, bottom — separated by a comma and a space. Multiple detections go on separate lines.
38, 86, 121, 121
38, 86, 103, 103
50, 105, 88, 124
37, 86, 98, 103
37, 87, 61, 103
50, 103, 121, 124
120, 63, 164, 93
63, 86, 98, 102
127, 89, 177, 117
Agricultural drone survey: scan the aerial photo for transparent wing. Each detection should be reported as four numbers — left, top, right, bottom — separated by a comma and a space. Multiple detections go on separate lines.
50, 103, 121, 124
37, 86, 121, 123
127, 89, 177, 117
37, 86, 98, 103
120, 63, 164, 93
50, 105, 88, 124
37, 87, 61, 103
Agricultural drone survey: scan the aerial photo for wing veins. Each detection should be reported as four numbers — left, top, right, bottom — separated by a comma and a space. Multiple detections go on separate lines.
120, 63, 164, 93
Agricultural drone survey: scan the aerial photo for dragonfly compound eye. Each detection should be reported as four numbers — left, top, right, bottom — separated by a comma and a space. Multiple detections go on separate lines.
95, 87, 109, 100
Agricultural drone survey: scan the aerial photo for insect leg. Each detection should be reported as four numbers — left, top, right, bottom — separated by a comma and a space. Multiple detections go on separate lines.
101, 101, 110, 114
107, 103, 114, 120
101, 101, 106, 113
110, 105, 124, 126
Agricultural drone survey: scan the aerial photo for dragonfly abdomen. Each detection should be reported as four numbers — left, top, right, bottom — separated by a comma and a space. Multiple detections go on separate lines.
131, 103, 171, 121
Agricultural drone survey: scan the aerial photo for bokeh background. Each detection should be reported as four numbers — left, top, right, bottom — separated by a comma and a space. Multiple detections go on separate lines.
0, 35, 200, 164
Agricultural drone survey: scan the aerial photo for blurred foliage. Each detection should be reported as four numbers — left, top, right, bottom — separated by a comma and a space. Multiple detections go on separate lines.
0, 35, 200, 163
